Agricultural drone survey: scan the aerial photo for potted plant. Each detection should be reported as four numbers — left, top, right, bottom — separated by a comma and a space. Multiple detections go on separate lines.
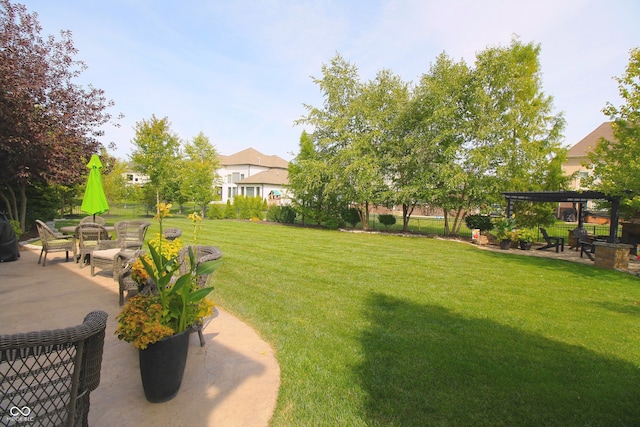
115, 203, 222, 403
517, 228, 538, 250
493, 217, 516, 250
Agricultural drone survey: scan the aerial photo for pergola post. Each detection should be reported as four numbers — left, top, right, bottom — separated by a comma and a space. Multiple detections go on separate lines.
506, 198, 513, 218
609, 196, 621, 243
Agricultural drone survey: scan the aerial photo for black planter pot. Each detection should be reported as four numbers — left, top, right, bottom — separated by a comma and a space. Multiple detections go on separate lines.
499, 239, 511, 250
139, 329, 190, 403
519, 241, 533, 250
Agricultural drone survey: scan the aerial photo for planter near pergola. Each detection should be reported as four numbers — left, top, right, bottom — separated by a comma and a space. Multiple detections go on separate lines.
502, 190, 633, 270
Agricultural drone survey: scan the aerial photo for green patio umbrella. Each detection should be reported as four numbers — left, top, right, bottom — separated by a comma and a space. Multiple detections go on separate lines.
81, 154, 110, 221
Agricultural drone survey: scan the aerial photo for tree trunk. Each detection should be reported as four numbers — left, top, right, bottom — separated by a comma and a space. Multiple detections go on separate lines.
18, 184, 27, 234
402, 203, 414, 233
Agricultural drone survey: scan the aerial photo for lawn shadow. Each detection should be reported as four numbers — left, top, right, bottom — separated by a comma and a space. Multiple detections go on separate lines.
358, 293, 640, 426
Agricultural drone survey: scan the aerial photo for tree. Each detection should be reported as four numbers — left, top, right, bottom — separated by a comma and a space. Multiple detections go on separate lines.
288, 131, 332, 224
0, 0, 114, 231
180, 132, 220, 216
471, 37, 567, 195
389, 53, 468, 233
101, 157, 129, 204
584, 47, 640, 216
435, 37, 567, 233
297, 55, 404, 230
129, 115, 180, 210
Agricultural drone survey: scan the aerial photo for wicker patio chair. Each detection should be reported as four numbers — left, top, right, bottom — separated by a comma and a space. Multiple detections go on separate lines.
75, 223, 110, 269
90, 220, 150, 279
35, 220, 77, 266
116, 249, 146, 306
79, 215, 106, 226
178, 245, 223, 346
0, 310, 108, 427
113, 220, 151, 249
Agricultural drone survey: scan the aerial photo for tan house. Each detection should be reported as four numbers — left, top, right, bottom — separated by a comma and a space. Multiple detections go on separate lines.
559, 122, 615, 221
563, 122, 614, 191
216, 148, 290, 204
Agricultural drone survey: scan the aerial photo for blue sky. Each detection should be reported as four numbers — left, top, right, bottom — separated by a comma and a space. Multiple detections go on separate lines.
19, 0, 640, 161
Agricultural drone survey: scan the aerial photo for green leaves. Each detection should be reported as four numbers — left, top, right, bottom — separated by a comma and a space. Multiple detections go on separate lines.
587, 48, 640, 215
140, 244, 221, 334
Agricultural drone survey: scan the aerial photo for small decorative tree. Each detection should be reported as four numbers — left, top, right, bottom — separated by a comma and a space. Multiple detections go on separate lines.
378, 214, 397, 230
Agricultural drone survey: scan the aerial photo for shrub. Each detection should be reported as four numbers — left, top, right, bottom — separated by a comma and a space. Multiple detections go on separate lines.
464, 214, 494, 232
10, 220, 22, 238
206, 204, 224, 220
324, 217, 340, 230
235, 196, 264, 219
341, 208, 360, 228
378, 214, 397, 230
224, 200, 236, 219
267, 205, 296, 224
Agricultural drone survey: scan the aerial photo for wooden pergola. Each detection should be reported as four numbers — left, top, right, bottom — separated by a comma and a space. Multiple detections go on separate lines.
502, 191, 621, 243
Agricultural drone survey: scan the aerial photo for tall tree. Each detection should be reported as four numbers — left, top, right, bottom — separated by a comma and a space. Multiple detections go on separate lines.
288, 130, 333, 224
389, 53, 469, 233
443, 37, 568, 230
584, 47, 640, 217
0, 0, 114, 231
129, 115, 180, 210
297, 55, 404, 229
180, 132, 220, 216
471, 37, 567, 195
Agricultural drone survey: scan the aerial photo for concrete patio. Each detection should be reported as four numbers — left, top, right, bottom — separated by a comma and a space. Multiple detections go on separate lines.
475, 240, 640, 275
0, 246, 280, 426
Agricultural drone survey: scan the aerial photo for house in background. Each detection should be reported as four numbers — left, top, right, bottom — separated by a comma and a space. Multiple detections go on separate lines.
559, 122, 615, 222
216, 148, 290, 205
123, 170, 150, 186
562, 122, 614, 191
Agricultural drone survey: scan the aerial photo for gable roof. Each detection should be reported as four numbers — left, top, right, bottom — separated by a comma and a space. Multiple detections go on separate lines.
567, 122, 615, 157
238, 169, 289, 185
219, 148, 289, 169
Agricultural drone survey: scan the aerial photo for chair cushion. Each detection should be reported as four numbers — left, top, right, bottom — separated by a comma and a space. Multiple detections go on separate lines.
91, 248, 122, 261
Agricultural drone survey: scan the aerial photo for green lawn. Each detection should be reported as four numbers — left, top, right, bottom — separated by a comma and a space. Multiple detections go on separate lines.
68, 216, 640, 424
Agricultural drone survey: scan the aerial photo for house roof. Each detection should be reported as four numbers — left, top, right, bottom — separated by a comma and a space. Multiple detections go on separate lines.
567, 122, 614, 157
238, 169, 289, 185
219, 148, 289, 169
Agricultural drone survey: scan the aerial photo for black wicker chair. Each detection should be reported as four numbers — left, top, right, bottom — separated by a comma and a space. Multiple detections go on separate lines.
0, 311, 108, 427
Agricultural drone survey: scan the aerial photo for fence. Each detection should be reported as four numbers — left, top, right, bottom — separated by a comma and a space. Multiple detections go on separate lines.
366, 214, 617, 242
71, 203, 204, 219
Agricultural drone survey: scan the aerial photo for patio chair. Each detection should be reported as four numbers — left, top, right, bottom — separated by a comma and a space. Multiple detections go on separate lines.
537, 228, 565, 253
571, 228, 597, 261
80, 215, 106, 226
113, 220, 151, 249
75, 223, 110, 268
116, 249, 146, 306
35, 220, 77, 266
90, 220, 150, 279
0, 310, 108, 427
178, 245, 223, 346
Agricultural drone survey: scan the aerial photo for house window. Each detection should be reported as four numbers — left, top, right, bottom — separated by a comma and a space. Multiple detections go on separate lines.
232, 172, 241, 183
246, 187, 254, 197
256, 187, 260, 197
